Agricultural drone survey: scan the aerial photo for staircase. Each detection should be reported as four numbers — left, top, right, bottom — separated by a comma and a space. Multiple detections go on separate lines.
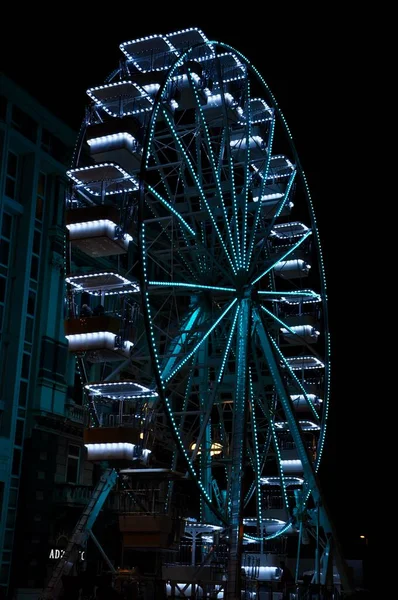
39, 468, 117, 599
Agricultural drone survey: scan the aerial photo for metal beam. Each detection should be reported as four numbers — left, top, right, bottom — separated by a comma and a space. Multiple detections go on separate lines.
225, 299, 250, 600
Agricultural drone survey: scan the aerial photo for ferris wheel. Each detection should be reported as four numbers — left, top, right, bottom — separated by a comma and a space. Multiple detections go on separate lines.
61, 27, 351, 600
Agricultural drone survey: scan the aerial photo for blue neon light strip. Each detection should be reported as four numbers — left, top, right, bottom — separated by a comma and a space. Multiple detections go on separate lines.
161, 109, 237, 275
242, 80, 252, 270
273, 169, 296, 221
259, 304, 297, 337
147, 184, 196, 236
148, 281, 235, 292
165, 298, 238, 382
245, 116, 275, 268
267, 335, 320, 422
189, 71, 239, 271
161, 308, 201, 382
217, 304, 240, 383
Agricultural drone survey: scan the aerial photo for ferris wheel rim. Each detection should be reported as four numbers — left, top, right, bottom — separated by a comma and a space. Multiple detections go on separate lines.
132, 38, 330, 532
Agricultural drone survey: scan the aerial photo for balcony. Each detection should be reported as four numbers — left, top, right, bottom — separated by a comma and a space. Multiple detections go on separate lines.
65, 402, 86, 425
53, 483, 97, 506
53, 483, 137, 511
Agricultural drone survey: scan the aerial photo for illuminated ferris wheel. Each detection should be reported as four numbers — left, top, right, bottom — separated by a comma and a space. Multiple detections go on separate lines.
58, 27, 351, 600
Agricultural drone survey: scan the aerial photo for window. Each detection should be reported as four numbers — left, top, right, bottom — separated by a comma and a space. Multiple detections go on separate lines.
41, 129, 69, 163
33, 230, 41, 255
14, 419, 24, 446
3, 530, 13, 549
21, 353, 30, 379
27, 290, 36, 316
0, 96, 7, 121
1, 214, 11, 239
0, 563, 10, 584
19, 380, 28, 407
12, 449, 21, 476
41, 128, 51, 152
0, 240, 9, 266
66, 444, 80, 484
36, 173, 46, 222
40, 451, 47, 461
8, 488, 18, 508
0, 482, 4, 523
30, 255, 39, 281
36, 490, 44, 500
11, 105, 37, 142
25, 316, 33, 343
0, 213, 13, 336
5, 152, 18, 199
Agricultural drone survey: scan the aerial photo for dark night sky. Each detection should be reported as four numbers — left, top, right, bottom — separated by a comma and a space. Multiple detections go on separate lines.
1, 14, 368, 553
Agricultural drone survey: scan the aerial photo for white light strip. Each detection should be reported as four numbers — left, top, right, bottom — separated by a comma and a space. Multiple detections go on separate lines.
260, 476, 303, 486
65, 332, 134, 352
66, 272, 132, 285
85, 381, 154, 393
87, 132, 137, 147
253, 193, 283, 202
280, 325, 320, 337
66, 220, 132, 244
285, 356, 325, 370
85, 442, 136, 461
68, 162, 132, 179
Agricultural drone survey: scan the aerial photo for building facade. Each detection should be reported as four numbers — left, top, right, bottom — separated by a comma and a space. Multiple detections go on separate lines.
0, 74, 95, 597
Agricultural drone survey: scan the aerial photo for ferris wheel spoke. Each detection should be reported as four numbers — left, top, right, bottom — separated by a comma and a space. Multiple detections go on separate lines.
187, 70, 239, 270
161, 107, 238, 275
251, 343, 290, 512
248, 371, 263, 532
227, 299, 251, 587
252, 229, 312, 285
241, 78, 252, 270
191, 306, 239, 463
259, 303, 303, 338
266, 334, 321, 424
244, 427, 272, 509
247, 163, 296, 271
146, 184, 196, 236
253, 308, 321, 497
148, 281, 235, 293
164, 298, 238, 383
149, 149, 206, 276
160, 307, 202, 382
217, 303, 240, 384
217, 114, 241, 264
